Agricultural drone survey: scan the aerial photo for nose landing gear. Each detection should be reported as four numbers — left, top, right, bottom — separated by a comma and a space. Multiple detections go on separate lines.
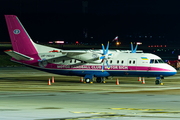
155, 76, 163, 85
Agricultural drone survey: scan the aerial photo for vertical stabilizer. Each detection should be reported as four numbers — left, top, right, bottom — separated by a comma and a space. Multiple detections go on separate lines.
5, 15, 37, 56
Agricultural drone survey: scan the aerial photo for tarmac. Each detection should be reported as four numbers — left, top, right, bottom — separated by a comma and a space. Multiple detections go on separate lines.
0, 67, 180, 120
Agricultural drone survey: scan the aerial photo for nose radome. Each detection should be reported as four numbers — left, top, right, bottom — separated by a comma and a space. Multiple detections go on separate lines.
169, 65, 177, 74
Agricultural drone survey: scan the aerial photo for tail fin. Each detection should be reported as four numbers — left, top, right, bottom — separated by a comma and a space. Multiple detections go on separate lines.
5, 15, 37, 56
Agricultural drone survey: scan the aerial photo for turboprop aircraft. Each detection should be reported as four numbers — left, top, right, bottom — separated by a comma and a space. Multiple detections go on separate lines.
4, 15, 177, 84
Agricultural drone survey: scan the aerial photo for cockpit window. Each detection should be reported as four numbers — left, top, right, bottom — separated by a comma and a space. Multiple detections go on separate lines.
150, 59, 164, 64
158, 59, 164, 63
150, 59, 154, 63
155, 60, 158, 63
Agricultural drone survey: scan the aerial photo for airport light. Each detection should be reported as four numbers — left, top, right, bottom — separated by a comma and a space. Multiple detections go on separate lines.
178, 55, 180, 60
76, 41, 79, 44
116, 41, 120, 45
55, 41, 64, 44
137, 42, 142, 45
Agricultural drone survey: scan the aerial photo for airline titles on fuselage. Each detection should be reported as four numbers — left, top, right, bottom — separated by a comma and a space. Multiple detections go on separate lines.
56, 65, 128, 70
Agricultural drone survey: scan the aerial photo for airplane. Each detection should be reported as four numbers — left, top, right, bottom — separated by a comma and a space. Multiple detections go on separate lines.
4, 15, 177, 84
112, 36, 118, 42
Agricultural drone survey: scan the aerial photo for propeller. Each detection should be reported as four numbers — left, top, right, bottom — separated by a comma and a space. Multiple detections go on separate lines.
131, 42, 141, 53
99, 41, 112, 72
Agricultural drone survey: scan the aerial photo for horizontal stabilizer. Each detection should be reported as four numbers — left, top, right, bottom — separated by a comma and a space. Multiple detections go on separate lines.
4, 50, 34, 61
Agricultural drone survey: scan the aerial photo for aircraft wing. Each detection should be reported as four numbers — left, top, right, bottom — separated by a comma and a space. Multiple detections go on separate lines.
4, 50, 34, 61
60, 50, 102, 63
60, 50, 89, 55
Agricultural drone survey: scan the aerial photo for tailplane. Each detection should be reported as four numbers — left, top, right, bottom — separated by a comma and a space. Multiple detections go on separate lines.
4, 50, 34, 61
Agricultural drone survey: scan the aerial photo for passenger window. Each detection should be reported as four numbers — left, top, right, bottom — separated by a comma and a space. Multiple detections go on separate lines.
117, 60, 119, 64
70, 60, 72, 63
53, 60, 55, 62
63, 60, 65, 63
129, 60, 131, 64
133, 60, 135, 64
74, 60, 76, 63
81, 61, 83, 63
110, 60, 112, 63
121, 60, 124, 64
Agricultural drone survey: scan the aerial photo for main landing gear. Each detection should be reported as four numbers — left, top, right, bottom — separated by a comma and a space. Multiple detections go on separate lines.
96, 77, 106, 83
84, 74, 94, 83
83, 75, 106, 83
85, 78, 93, 83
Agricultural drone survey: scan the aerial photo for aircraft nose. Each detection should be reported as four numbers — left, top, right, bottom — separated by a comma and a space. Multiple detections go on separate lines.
169, 65, 177, 75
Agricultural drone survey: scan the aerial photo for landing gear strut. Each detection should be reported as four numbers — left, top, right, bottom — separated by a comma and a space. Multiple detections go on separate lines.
96, 77, 105, 83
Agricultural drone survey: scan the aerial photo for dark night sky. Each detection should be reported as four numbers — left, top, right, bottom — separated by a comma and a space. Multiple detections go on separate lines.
1, 0, 180, 45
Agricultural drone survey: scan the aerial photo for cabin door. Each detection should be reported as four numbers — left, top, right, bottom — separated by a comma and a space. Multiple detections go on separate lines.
127, 58, 137, 70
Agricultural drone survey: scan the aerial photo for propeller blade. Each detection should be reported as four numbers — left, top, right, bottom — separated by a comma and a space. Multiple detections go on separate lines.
106, 41, 109, 54
106, 60, 110, 69
133, 44, 138, 53
102, 44, 106, 55
102, 60, 105, 72
99, 56, 105, 60
131, 42, 134, 53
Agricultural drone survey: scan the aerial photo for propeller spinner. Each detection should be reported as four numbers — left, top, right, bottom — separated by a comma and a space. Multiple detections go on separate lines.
99, 41, 112, 72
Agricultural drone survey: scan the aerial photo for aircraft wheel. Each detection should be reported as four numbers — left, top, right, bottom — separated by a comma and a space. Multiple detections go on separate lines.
85, 78, 91, 83
155, 79, 162, 85
96, 77, 101, 83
